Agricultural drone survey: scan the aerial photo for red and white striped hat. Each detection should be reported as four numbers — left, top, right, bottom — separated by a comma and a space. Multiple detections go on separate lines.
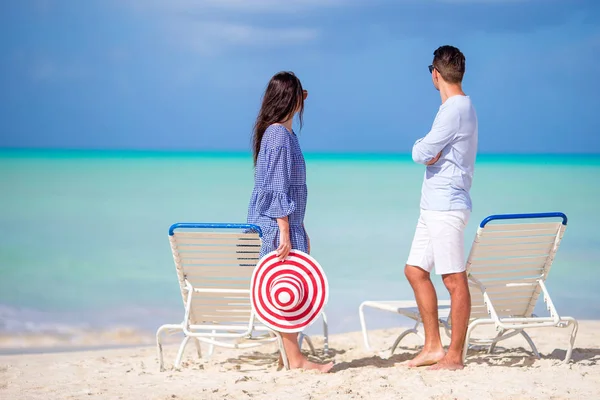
250, 250, 329, 333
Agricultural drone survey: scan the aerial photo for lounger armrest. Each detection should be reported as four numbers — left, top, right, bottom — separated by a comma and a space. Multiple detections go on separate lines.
182, 281, 255, 336
539, 280, 561, 325
472, 278, 562, 330
193, 288, 251, 295
468, 276, 503, 329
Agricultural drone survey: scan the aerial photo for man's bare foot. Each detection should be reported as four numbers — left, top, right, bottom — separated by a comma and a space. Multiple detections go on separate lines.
405, 349, 445, 367
427, 354, 464, 371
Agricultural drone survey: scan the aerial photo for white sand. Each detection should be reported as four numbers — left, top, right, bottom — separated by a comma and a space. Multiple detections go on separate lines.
1, 321, 599, 400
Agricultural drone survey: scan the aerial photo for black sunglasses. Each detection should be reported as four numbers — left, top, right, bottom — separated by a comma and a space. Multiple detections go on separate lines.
428, 64, 435, 74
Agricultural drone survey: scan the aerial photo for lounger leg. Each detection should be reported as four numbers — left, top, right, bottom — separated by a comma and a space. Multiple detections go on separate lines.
298, 332, 316, 355
520, 331, 540, 358
562, 317, 578, 363
175, 336, 191, 369
440, 319, 452, 340
390, 319, 422, 356
156, 324, 183, 372
359, 302, 373, 351
463, 320, 484, 363
194, 337, 202, 359
321, 311, 329, 355
488, 328, 506, 354
156, 326, 166, 372
207, 329, 216, 358
274, 331, 290, 370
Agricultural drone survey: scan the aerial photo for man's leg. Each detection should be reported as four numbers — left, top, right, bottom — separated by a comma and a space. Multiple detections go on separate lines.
404, 265, 445, 367
426, 209, 471, 370
428, 271, 471, 370
404, 212, 445, 367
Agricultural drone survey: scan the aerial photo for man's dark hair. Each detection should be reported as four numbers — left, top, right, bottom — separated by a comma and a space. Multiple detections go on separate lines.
432, 45, 465, 84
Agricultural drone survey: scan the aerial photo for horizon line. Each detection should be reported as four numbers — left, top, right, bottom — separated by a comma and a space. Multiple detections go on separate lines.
1, 148, 599, 166
1, 147, 600, 157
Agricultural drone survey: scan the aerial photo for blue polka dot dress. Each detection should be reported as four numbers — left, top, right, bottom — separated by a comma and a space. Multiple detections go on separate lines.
247, 124, 308, 258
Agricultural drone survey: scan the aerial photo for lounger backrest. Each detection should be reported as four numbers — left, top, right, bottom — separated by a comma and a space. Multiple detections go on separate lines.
465, 213, 567, 320
168, 223, 262, 327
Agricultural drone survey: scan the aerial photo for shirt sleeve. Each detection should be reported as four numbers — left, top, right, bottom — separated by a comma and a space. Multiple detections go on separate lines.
256, 145, 296, 219
412, 106, 460, 165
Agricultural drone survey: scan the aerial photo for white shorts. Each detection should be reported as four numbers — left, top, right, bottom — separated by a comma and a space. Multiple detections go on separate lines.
406, 209, 470, 275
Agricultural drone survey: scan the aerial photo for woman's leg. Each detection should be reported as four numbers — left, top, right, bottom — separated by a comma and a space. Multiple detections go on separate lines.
279, 332, 334, 372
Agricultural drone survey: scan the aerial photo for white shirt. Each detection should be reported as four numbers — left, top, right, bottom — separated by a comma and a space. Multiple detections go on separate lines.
412, 95, 478, 211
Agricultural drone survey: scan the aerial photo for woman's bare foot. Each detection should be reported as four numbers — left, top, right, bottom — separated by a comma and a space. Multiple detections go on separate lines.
405, 349, 445, 367
278, 332, 333, 373
427, 354, 464, 370
290, 359, 334, 373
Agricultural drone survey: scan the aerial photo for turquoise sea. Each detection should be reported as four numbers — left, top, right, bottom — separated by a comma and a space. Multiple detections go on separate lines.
1, 150, 599, 349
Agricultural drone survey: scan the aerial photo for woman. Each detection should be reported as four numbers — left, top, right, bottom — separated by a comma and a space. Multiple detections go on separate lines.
247, 71, 333, 373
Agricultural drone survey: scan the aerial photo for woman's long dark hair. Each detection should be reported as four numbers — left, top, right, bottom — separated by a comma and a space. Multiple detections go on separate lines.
252, 71, 304, 166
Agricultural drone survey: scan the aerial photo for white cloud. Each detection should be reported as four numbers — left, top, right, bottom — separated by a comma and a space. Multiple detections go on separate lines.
126, 0, 350, 14
33, 0, 53, 13
30, 60, 91, 82
128, 0, 540, 11
119, 0, 327, 56
168, 21, 319, 55
121, 0, 542, 57
436, 0, 535, 3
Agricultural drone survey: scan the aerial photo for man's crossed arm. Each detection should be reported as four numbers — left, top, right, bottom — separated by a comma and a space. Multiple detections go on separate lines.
412, 106, 459, 166
425, 151, 442, 165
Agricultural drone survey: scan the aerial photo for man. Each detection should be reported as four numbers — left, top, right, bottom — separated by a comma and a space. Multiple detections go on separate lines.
405, 45, 478, 370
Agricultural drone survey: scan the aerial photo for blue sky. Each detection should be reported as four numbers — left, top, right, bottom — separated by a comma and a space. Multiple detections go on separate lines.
1, 0, 599, 154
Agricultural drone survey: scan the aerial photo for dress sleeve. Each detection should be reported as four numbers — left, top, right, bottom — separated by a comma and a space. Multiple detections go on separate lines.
256, 145, 295, 219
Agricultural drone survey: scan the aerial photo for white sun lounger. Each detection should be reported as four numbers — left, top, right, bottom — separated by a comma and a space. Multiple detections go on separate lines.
359, 212, 578, 363
156, 223, 329, 371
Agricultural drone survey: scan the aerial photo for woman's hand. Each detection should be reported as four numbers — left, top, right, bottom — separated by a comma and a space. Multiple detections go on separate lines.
276, 217, 291, 261
276, 235, 291, 261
